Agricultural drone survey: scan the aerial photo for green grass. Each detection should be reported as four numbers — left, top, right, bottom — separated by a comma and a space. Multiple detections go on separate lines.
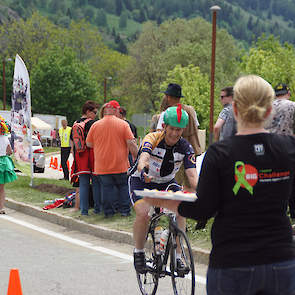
43, 146, 60, 154
5, 175, 212, 250
5, 176, 72, 206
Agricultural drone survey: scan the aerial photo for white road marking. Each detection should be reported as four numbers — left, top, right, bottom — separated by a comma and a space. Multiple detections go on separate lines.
1, 215, 206, 285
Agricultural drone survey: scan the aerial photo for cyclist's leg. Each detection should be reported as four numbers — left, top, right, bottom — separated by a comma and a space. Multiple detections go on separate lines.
129, 177, 151, 250
129, 176, 151, 273
133, 201, 151, 249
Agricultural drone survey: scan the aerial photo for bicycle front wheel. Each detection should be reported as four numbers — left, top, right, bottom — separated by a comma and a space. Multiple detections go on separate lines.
170, 229, 195, 295
136, 231, 159, 295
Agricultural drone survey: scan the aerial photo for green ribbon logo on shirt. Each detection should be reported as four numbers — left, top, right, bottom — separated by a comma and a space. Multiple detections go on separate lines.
233, 161, 253, 195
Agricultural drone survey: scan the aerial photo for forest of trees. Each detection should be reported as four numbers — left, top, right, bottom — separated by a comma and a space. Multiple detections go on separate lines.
1, 1, 295, 134
1, 0, 295, 52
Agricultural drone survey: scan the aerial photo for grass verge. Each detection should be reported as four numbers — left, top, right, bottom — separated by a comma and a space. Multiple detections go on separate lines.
43, 146, 60, 154
5, 175, 212, 250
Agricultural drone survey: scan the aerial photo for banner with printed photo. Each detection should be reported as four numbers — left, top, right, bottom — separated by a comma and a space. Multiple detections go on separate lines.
10, 54, 33, 179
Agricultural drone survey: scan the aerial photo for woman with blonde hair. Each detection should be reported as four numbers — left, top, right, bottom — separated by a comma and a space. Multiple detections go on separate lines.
0, 117, 17, 214
145, 75, 295, 294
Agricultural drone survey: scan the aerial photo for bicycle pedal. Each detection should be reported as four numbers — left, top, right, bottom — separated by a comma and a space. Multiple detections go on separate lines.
177, 268, 190, 277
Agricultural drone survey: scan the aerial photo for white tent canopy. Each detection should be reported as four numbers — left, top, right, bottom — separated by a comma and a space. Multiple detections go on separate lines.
31, 116, 52, 130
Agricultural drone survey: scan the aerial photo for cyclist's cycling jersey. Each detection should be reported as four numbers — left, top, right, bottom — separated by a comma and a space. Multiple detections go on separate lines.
129, 131, 196, 184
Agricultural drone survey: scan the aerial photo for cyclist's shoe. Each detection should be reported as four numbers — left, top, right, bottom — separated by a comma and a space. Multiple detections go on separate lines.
176, 258, 190, 275
134, 252, 147, 274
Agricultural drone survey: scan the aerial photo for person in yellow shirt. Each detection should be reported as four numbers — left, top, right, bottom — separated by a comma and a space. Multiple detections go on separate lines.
59, 119, 71, 180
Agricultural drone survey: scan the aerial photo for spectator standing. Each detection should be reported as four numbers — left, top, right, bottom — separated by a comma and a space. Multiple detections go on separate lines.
71, 100, 101, 216
86, 100, 138, 218
56, 128, 60, 146
265, 83, 295, 219
119, 106, 138, 166
146, 75, 295, 295
156, 83, 204, 229
149, 96, 169, 132
156, 83, 202, 190
59, 120, 71, 180
99, 103, 108, 119
0, 117, 17, 214
213, 86, 236, 141
119, 107, 138, 138
265, 83, 295, 135
51, 129, 57, 147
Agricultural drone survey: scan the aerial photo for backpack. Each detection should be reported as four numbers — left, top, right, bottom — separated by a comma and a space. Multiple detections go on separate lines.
62, 192, 76, 209
72, 119, 91, 153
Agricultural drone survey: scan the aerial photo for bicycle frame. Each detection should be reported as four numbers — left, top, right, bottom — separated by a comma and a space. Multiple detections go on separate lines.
147, 209, 180, 278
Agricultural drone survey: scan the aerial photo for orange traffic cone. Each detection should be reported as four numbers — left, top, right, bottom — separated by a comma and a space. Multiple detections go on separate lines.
7, 269, 23, 295
49, 156, 54, 168
52, 157, 58, 170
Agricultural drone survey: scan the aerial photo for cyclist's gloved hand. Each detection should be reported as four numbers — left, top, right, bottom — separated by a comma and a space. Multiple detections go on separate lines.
140, 167, 152, 183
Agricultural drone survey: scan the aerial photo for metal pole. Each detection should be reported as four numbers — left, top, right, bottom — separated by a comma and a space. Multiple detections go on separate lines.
209, 5, 221, 145
2, 59, 6, 110
104, 78, 107, 103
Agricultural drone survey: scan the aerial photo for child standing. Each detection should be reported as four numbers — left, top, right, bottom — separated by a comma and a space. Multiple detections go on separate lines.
0, 117, 17, 214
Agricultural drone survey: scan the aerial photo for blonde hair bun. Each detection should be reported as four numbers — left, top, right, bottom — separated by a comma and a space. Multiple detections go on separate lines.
233, 75, 274, 124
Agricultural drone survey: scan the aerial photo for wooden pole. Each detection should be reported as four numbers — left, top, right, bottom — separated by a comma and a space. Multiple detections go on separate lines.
209, 5, 221, 145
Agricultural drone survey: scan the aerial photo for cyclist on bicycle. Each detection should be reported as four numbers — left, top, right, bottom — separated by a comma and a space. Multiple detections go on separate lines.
128, 105, 198, 274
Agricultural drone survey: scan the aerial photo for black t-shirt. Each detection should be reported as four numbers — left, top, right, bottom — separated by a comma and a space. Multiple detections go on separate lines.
126, 120, 137, 138
178, 133, 295, 268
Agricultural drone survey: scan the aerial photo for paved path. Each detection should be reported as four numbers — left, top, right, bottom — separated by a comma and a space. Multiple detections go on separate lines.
33, 152, 74, 179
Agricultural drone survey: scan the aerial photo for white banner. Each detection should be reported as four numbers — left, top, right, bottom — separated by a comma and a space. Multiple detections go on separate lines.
10, 54, 33, 180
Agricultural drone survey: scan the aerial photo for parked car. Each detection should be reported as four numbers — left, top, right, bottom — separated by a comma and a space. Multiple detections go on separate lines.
32, 135, 45, 173
8, 134, 45, 173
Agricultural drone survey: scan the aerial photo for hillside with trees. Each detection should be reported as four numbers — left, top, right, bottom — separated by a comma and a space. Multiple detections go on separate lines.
1, 0, 295, 52
0, 1, 295, 135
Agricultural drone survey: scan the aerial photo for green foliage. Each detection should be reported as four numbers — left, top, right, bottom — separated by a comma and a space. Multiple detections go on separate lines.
161, 64, 221, 132
0, 12, 59, 72
240, 35, 295, 94
120, 18, 239, 114
95, 8, 107, 27
119, 10, 128, 28
31, 46, 98, 124
3, 0, 295, 50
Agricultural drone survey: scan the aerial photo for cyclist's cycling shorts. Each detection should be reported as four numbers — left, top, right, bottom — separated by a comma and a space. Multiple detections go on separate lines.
128, 176, 181, 206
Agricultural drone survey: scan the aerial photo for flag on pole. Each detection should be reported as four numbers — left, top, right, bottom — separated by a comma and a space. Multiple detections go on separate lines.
10, 54, 33, 184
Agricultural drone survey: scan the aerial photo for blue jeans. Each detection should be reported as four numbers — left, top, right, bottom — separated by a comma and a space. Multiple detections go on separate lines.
79, 174, 101, 215
207, 259, 295, 295
99, 173, 130, 217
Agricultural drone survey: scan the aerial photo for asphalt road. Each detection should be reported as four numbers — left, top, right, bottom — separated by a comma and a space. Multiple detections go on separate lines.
1, 209, 208, 295
33, 152, 73, 180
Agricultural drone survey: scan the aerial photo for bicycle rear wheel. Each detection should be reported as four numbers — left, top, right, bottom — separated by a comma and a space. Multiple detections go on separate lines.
136, 231, 159, 295
170, 229, 195, 295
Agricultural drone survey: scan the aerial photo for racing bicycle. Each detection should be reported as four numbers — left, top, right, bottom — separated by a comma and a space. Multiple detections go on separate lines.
135, 205, 195, 295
